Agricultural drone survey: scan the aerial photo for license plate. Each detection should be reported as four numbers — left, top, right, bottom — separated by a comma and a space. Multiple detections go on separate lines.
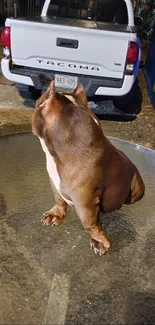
55, 74, 78, 90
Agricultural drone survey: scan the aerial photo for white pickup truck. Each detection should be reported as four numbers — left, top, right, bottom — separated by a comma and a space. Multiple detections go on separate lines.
1, 0, 142, 106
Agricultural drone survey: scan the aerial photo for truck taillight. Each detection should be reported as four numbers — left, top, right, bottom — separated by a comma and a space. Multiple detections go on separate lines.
1, 27, 11, 58
125, 41, 139, 75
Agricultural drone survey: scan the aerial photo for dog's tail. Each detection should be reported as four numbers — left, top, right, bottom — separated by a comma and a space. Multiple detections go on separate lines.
125, 169, 145, 205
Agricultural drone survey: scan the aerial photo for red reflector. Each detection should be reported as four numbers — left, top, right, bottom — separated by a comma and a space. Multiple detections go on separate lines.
1, 27, 11, 48
126, 41, 139, 64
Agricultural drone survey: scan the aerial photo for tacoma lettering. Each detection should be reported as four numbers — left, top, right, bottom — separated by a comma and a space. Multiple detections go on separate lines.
47, 61, 54, 65
80, 65, 88, 69
36, 59, 99, 71
68, 64, 76, 68
36, 59, 44, 63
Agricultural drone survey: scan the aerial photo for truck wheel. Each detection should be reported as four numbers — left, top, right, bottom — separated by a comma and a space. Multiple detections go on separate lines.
15, 84, 41, 101
113, 80, 142, 114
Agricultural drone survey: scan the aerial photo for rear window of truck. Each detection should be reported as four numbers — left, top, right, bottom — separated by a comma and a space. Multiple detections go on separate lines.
47, 0, 128, 25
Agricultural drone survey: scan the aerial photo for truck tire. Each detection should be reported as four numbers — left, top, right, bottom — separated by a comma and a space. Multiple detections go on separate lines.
113, 79, 142, 114
15, 83, 41, 101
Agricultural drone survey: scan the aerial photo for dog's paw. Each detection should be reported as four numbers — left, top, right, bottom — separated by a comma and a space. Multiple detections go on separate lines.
90, 238, 110, 256
41, 205, 66, 226
41, 211, 63, 226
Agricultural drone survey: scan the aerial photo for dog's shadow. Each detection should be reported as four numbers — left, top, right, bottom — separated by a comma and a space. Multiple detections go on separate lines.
100, 210, 137, 252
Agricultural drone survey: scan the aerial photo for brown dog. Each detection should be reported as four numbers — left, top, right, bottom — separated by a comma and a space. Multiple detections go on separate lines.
32, 81, 145, 256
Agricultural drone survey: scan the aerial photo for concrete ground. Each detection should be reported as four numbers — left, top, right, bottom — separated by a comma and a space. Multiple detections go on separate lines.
1, 133, 155, 325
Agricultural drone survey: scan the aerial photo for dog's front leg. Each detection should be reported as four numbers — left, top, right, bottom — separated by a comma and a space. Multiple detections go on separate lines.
72, 192, 110, 256
41, 178, 67, 226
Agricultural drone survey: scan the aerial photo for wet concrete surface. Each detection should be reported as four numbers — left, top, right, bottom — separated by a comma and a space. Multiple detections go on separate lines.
0, 133, 155, 324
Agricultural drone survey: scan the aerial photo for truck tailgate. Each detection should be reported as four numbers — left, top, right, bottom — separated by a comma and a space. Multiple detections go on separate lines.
10, 17, 131, 79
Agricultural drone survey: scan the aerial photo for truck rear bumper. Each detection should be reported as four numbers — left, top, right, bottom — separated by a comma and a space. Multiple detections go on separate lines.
95, 76, 134, 96
1, 58, 134, 97
1, 58, 34, 86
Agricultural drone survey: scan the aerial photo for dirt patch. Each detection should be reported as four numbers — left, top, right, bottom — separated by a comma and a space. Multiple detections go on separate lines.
0, 108, 32, 136
102, 70, 155, 149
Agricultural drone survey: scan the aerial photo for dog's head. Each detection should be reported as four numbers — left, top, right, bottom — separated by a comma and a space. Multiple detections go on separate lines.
32, 81, 88, 139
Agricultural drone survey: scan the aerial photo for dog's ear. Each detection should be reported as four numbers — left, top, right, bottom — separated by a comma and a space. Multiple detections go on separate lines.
73, 84, 87, 106
36, 80, 56, 110
47, 80, 56, 98
35, 80, 59, 123
32, 81, 57, 135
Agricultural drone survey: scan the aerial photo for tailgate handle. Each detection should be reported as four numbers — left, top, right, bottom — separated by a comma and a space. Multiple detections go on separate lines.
56, 38, 78, 49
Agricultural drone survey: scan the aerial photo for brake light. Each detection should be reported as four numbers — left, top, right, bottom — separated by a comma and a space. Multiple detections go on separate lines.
1, 27, 11, 58
125, 41, 139, 75
1, 27, 10, 48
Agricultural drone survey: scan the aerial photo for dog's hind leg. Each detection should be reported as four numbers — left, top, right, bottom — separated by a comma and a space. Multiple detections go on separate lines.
41, 178, 67, 226
125, 170, 145, 205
